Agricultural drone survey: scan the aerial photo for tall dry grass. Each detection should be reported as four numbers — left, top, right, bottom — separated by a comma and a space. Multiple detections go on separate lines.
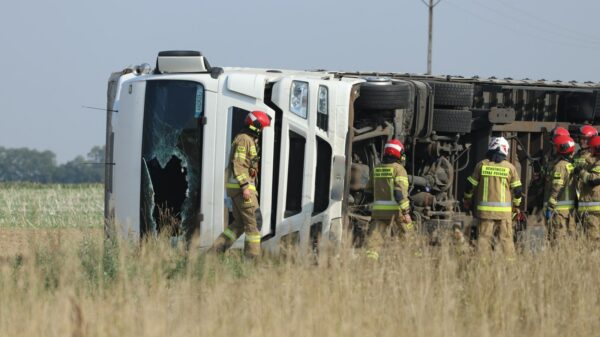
1, 184, 600, 337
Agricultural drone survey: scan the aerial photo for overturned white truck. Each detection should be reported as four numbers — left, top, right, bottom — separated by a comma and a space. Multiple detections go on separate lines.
105, 50, 600, 249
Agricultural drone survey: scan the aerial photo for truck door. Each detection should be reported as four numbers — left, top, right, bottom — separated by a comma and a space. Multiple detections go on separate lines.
267, 77, 336, 249
200, 73, 277, 249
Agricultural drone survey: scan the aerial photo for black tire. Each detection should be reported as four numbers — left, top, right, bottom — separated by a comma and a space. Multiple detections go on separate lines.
432, 109, 472, 133
356, 82, 411, 110
428, 81, 474, 108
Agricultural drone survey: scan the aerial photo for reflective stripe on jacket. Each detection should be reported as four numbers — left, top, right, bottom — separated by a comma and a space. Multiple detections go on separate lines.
227, 132, 259, 193
545, 159, 576, 214
369, 162, 410, 219
467, 159, 522, 221
580, 157, 600, 213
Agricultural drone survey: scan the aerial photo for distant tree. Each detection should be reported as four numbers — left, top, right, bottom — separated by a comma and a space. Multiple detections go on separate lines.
87, 145, 105, 164
0, 146, 56, 183
54, 145, 105, 183
0, 145, 105, 183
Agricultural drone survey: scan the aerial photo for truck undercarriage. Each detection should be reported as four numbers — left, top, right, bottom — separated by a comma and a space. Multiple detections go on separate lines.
343, 74, 600, 244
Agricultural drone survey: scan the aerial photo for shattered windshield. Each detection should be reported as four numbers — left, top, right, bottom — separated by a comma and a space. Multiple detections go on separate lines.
140, 80, 204, 238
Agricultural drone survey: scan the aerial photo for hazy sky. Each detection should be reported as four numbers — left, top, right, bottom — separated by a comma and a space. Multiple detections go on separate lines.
1, 0, 599, 162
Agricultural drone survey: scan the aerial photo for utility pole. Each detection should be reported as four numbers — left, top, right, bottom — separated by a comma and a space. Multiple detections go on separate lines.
421, 0, 442, 75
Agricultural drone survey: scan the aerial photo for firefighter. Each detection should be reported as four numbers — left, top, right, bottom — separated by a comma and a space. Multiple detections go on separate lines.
544, 135, 577, 243
463, 137, 523, 257
542, 127, 570, 187
534, 127, 569, 217
574, 125, 598, 169
576, 135, 600, 242
210, 111, 271, 258
364, 139, 412, 260
574, 126, 598, 228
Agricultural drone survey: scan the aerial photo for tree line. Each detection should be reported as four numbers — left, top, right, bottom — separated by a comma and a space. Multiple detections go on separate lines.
0, 146, 105, 183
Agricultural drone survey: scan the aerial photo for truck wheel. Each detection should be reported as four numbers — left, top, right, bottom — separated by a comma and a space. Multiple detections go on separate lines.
432, 109, 472, 133
428, 82, 474, 108
356, 82, 411, 110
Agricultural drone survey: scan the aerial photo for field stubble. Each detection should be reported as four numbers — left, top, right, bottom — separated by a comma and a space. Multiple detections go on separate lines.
1, 184, 600, 337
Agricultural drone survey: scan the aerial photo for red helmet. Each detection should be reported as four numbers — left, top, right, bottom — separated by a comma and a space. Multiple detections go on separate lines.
590, 136, 600, 155
580, 125, 598, 142
244, 111, 271, 131
550, 127, 570, 140
553, 135, 576, 155
383, 139, 404, 159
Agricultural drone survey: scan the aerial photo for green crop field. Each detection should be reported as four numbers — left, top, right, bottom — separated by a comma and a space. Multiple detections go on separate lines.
1, 183, 600, 337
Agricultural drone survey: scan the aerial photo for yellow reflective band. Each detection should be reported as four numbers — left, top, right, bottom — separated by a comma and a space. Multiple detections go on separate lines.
249, 146, 257, 157
395, 176, 409, 188
374, 167, 393, 178
372, 204, 402, 211
580, 206, 600, 211
464, 192, 473, 198
467, 176, 478, 186
234, 152, 247, 160
245, 234, 261, 243
548, 198, 557, 206
236, 146, 246, 153
556, 205, 575, 210
501, 178, 506, 203
365, 250, 379, 260
481, 165, 509, 178
477, 205, 512, 212
223, 228, 237, 241
592, 166, 600, 174
552, 180, 564, 186
510, 180, 522, 188
566, 163, 574, 173
553, 172, 561, 179
236, 174, 247, 181
482, 177, 489, 203
513, 197, 522, 206
400, 200, 410, 210
226, 183, 256, 191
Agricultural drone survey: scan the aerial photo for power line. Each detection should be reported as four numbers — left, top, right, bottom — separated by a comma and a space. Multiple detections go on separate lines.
468, 0, 600, 47
444, 0, 600, 51
494, 0, 600, 43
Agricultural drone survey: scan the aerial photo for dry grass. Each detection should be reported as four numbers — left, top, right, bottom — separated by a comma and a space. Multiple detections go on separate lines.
1, 184, 600, 337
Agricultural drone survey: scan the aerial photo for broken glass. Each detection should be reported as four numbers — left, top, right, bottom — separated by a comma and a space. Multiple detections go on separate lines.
140, 80, 204, 238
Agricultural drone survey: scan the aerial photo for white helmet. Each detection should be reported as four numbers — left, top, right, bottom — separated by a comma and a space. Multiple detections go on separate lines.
488, 137, 510, 156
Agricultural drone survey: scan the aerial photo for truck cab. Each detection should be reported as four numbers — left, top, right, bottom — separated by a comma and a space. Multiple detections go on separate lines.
105, 51, 359, 250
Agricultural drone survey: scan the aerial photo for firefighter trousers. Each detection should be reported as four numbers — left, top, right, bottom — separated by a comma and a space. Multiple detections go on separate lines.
211, 190, 262, 258
477, 218, 515, 258
547, 211, 576, 244
583, 212, 600, 242
365, 215, 414, 260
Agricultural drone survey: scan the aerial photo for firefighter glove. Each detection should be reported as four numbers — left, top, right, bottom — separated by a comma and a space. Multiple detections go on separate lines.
545, 208, 553, 221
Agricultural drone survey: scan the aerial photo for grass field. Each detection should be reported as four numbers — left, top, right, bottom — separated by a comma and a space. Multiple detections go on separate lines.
1, 183, 600, 337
